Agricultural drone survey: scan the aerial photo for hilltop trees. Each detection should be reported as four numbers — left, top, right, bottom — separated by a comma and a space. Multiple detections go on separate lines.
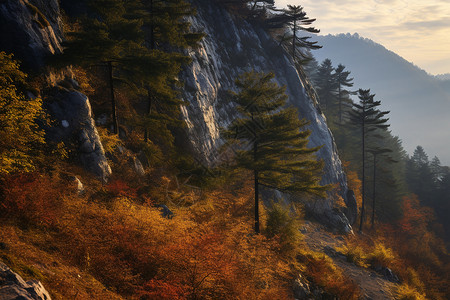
348, 89, 390, 232
59, 0, 202, 152
129, 0, 203, 142
335, 64, 354, 124
309, 59, 354, 125
224, 71, 326, 233
315, 59, 337, 113
266, 5, 320, 63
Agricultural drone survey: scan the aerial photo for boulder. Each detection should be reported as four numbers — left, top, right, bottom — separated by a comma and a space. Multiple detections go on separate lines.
132, 157, 145, 177
46, 90, 112, 182
292, 275, 312, 299
322, 208, 353, 234
0, 262, 51, 300
72, 176, 85, 196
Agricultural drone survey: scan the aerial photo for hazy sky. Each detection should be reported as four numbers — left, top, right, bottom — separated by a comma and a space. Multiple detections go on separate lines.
275, 0, 450, 75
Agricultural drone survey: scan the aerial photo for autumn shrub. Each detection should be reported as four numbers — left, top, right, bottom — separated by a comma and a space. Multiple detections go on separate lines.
297, 249, 360, 299
96, 127, 122, 155
0, 173, 63, 228
0, 52, 46, 174
106, 179, 138, 199
395, 283, 426, 300
264, 201, 302, 255
367, 243, 395, 268
338, 244, 369, 268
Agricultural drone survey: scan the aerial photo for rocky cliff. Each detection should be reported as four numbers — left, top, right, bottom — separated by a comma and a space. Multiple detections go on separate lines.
181, 0, 352, 230
0, 0, 111, 181
0, 0, 352, 230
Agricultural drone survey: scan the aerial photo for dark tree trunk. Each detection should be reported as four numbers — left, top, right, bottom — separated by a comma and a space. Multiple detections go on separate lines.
371, 154, 377, 229
144, 0, 155, 142
144, 89, 153, 142
338, 81, 342, 124
359, 109, 366, 232
292, 19, 296, 62
254, 141, 260, 234
108, 60, 119, 134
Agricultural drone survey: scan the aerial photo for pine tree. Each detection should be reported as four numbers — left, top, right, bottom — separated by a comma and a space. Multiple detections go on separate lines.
265, 5, 320, 63
224, 71, 326, 233
58, 0, 146, 134
315, 59, 337, 114
348, 89, 389, 232
334, 64, 354, 125
58, 0, 202, 156
406, 146, 435, 205
367, 147, 393, 228
130, 0, 204, 142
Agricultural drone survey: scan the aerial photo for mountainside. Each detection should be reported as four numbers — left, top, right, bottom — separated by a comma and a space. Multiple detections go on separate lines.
180, 0, 351, 229
312, 33, 450, 164
1, 1, 449, 299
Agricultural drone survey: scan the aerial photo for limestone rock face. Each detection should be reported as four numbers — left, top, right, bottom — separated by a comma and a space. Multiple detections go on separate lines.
0, 0, 63, 69
46, 90, 112, 182
181, 0, 350, 230
0, 0, 112, 181
0, 262, 51, 300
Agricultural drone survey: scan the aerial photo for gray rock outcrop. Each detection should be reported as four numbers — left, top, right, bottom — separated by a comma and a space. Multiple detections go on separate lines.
0, 0, 63, 69
46, 90, 112, 182
0, 262, 51, 300
0, 0, 112, 181
181, 0, 350, 230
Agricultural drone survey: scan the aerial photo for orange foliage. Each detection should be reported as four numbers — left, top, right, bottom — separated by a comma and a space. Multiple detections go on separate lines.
343, 162, 362, 209
0, 173, 63, 228
0, 172, 362, 299
372, 195, 450, 299
398, 195, 433, 236
106, 179, 138, 198
297, 251, 360, 299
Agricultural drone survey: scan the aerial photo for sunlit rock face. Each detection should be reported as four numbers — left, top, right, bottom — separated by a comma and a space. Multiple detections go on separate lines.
181, 0, 350, 230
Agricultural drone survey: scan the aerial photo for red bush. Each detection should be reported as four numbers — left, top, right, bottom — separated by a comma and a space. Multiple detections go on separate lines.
1, 173, 62, 228
106, 179, 138, 199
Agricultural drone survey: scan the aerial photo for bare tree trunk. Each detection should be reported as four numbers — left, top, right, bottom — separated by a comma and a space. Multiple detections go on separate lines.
108, 61, 118, 134
254, 141, 260, 234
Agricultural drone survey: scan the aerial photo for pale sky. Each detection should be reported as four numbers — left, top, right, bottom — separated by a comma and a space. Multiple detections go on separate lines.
275, 0, 450, 75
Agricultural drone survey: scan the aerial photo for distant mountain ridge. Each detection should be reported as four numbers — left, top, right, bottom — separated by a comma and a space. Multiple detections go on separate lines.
435, 73, 450, 81
312, 33, 450, 165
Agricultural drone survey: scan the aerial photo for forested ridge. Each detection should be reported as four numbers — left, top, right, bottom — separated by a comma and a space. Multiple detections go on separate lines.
0, 0, 449, 299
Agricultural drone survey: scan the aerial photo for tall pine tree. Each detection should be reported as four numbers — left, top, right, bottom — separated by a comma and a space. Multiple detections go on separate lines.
265, 5, 320, 63
334, 64, 354, 125
224, 71, 326, 233
348, 89, 389, 232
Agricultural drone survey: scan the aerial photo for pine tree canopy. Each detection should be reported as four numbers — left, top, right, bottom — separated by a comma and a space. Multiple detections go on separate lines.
225, 71, 326, 196
348, 89, 390, 133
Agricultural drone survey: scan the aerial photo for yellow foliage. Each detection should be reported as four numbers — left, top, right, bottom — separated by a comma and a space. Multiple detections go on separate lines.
343, 161, 363, 208
338, 244, 369, 268
0, 52, 45, 174
367, 243, 395, 268
96, 127, 122, 154
339, 236, 395, 270
395, 284, 427, 300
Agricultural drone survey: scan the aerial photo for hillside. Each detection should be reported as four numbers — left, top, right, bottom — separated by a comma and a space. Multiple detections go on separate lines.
0, 1, 449, 299
312, 33, 450, 164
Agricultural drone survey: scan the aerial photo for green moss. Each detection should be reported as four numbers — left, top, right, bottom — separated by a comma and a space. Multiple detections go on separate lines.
0, 253, 44, 282
25, 2, 50, 29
